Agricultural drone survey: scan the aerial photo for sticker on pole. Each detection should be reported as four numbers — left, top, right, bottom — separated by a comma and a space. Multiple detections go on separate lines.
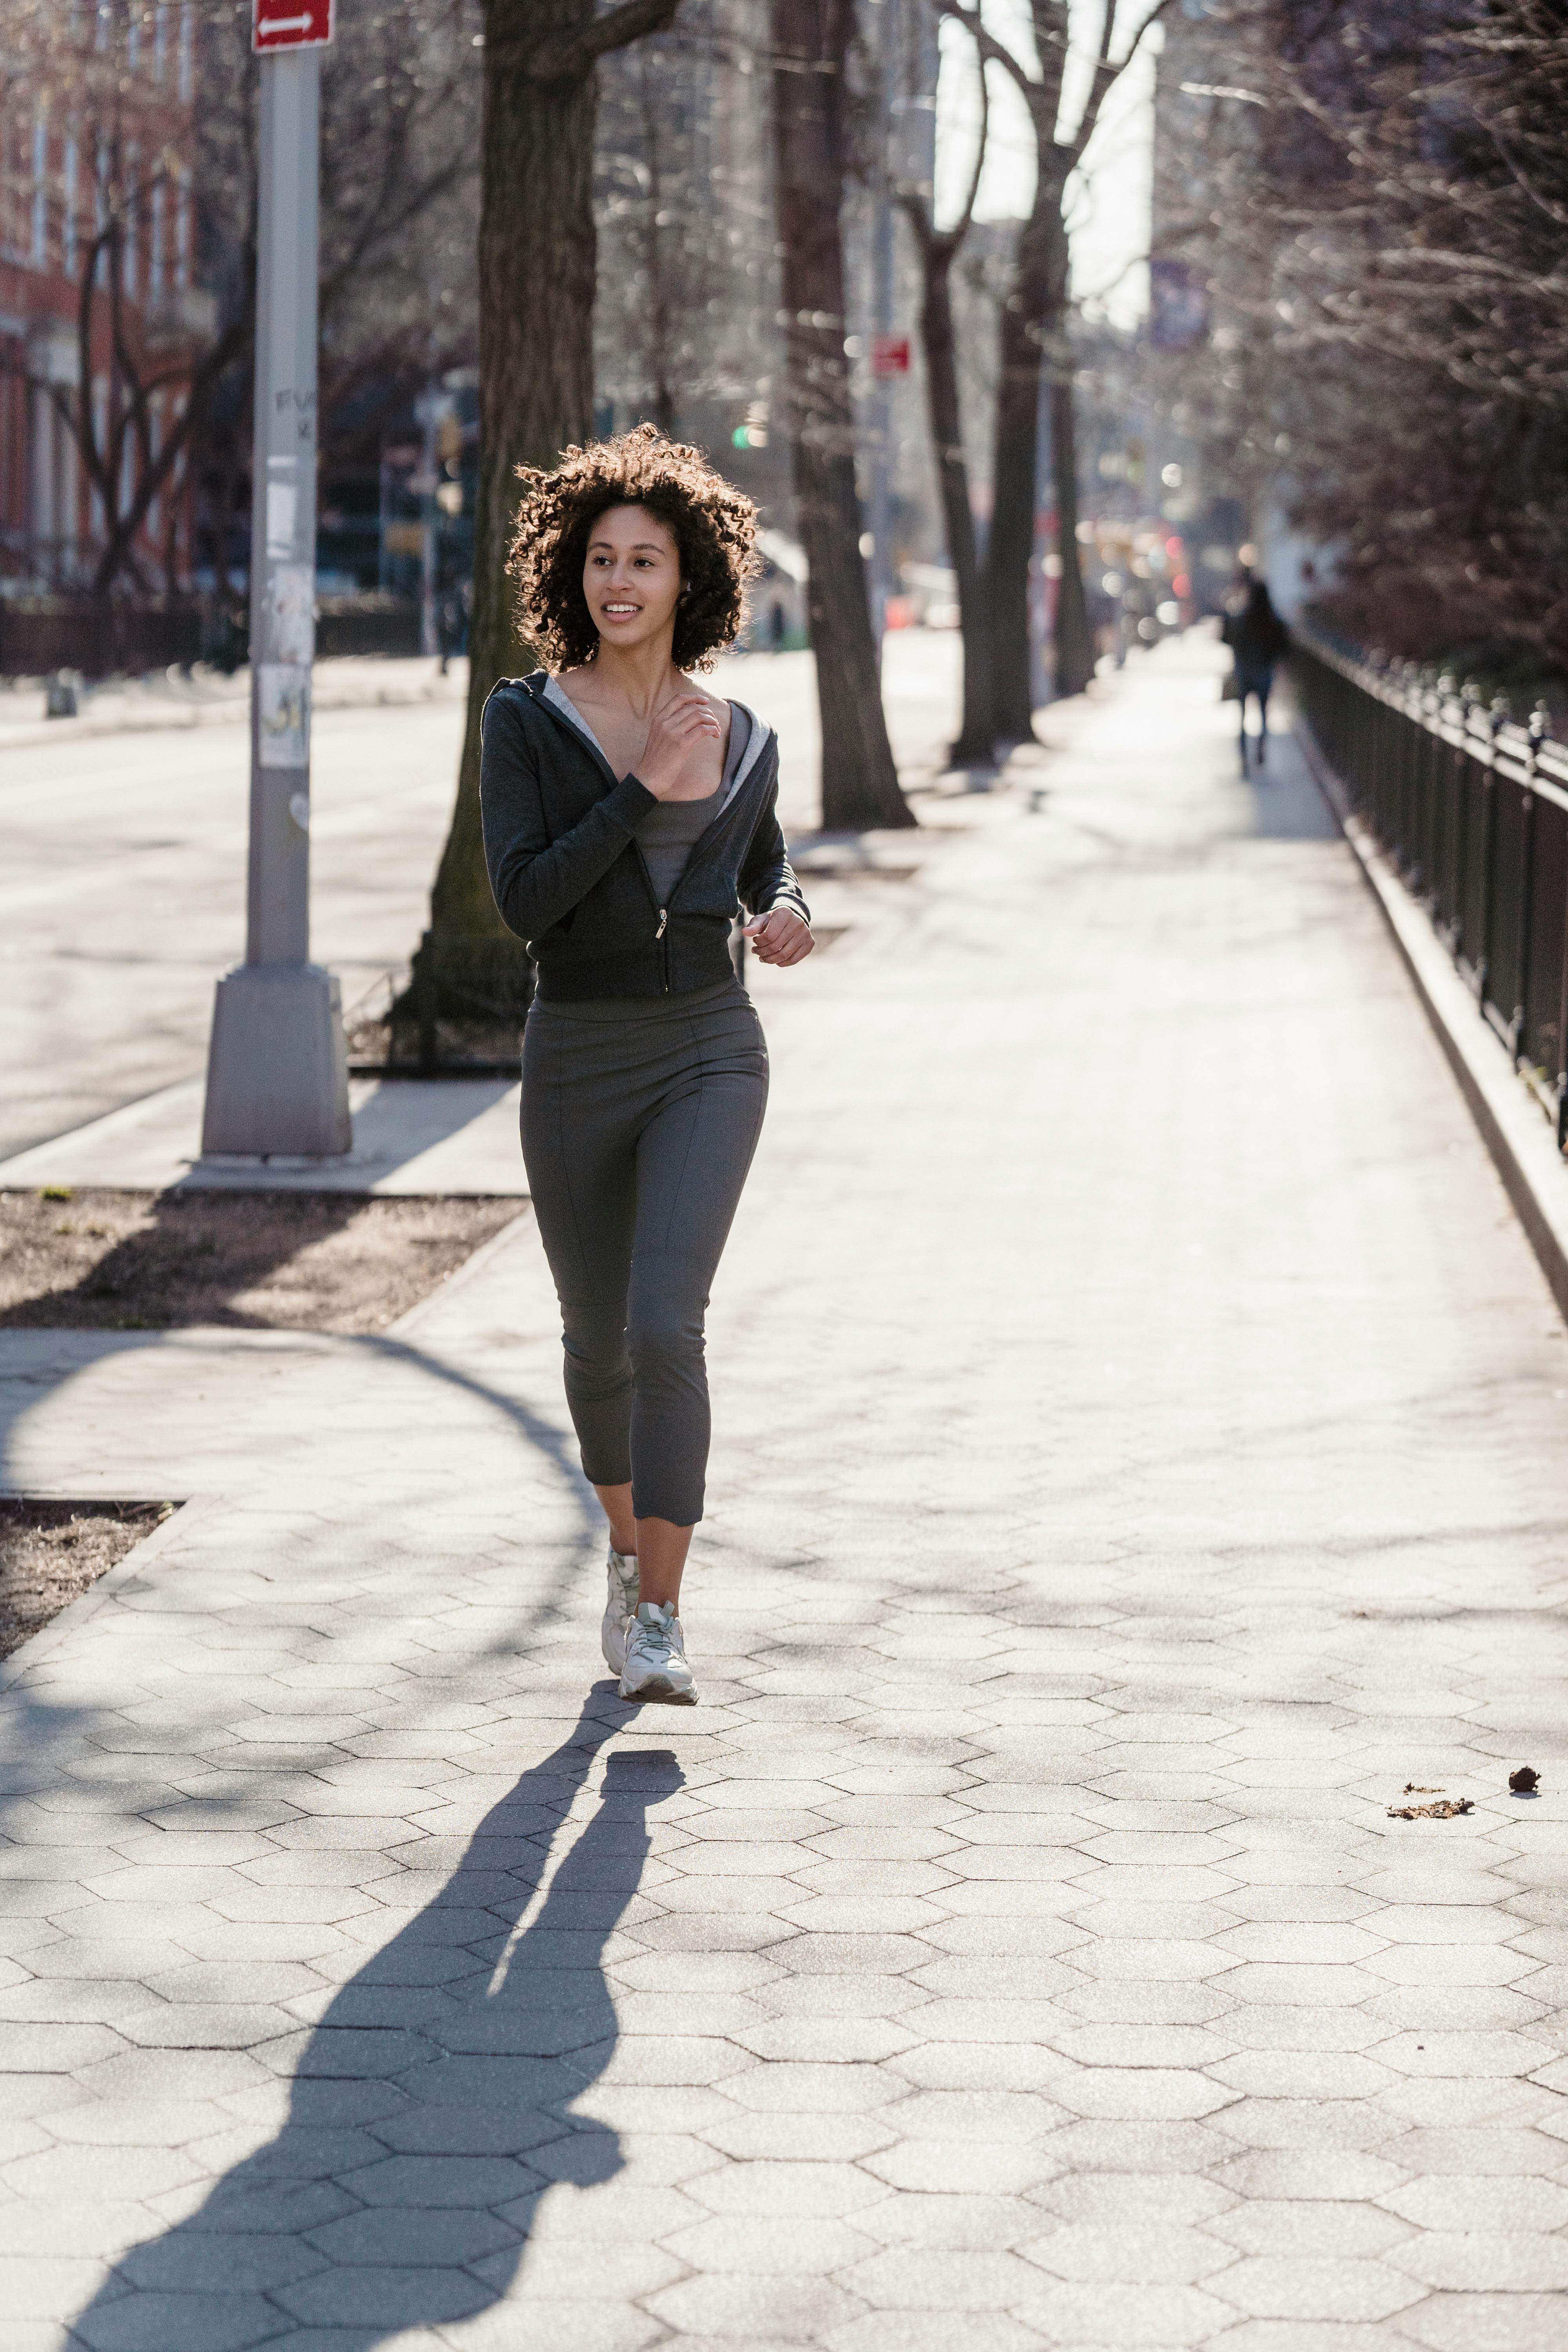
258, 666, 310, 768
253, 0, 333, 52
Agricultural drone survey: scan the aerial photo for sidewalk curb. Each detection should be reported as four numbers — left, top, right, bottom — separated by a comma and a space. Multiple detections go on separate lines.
0, 1492, 218, 1695
0, 667, 465, 753
386, 1200, 535, 1340
1294, 707, 1568, 1324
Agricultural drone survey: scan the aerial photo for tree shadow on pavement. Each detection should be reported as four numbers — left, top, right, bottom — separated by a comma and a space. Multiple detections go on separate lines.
70, 1708, 681, 2352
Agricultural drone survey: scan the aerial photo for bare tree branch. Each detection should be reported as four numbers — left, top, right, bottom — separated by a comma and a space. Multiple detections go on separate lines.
1067, 0, 1179, 164
510, 0, 683, 82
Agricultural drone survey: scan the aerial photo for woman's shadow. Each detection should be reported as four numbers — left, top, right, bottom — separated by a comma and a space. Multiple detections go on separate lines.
73, 1706, 681, 2350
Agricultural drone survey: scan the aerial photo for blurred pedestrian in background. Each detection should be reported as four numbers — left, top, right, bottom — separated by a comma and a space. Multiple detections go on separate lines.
1222, 578, 1290, 773
437, 578, 471, 675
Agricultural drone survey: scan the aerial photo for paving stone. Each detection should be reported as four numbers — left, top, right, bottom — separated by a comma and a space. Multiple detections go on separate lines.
697, 2110, 900, 2164
1210, 2257, 1424, 2323
116, 2228, 328, 2292
825, 2316, 1045, 2352
1205, 2201, 1414, 2260
2, 2141, 207, 2202
1024, 2219, 1233, 2284
0, 2253, 120, 2319
887, 2039, 1071, 2095
1376, 2174, 1568, 2233
664, 2212, 880, 2274
1384, 2125, 1568, 2178
684, 2157, 887, 2218
646, 2272, 867, 2339
1385, 2231, 1568, 2292
864, 2140, 1054, 2196
438, 2304, 662, 2352
274, 2263, 493, 2327
1391, 2292, 1568, 2350
70, 2285, 288, 2350
1206, 2327, 1405, 2352
5, 2323, 85, 2352
1013, 2279, 1239, 2345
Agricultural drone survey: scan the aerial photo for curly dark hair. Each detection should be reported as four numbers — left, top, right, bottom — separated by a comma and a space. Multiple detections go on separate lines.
508, 423, 760, 674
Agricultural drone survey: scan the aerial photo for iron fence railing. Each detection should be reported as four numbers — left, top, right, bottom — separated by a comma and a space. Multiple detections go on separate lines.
0, 595, 202, 679
1292, 632, 1568, 1144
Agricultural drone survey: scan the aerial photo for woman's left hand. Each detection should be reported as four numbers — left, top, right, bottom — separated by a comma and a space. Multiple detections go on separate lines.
742, 908, 814, 966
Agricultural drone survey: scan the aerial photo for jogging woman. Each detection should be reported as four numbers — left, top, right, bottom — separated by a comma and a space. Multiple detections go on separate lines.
480, 426, 813, 1705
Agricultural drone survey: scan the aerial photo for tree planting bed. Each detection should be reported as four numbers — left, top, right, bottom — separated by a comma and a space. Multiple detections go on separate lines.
0, 1188, 523, 1335
0, 1500, 175, 1660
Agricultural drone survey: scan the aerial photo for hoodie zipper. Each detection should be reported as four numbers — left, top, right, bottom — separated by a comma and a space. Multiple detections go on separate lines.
632, 841, 671, 992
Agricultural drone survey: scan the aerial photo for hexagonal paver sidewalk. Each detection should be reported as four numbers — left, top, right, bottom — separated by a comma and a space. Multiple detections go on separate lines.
3, 637, 1566, 2351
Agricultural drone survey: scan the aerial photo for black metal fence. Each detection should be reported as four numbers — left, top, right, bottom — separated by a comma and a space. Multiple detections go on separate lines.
0, 596, 202, 678
0, 593, 424, 681
1292, 633, 1568, 1143
387, 931, 536, 1076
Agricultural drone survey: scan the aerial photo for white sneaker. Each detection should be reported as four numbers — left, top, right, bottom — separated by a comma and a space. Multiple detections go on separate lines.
619, 1601, 697, 1705
601, 1546, 640, 1676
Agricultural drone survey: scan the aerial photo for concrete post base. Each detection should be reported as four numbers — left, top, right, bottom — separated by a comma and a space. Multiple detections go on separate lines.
201, 962, 351, 1159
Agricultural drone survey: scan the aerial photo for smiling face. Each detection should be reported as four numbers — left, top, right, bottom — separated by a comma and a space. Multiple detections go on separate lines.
582, 503, 682, 657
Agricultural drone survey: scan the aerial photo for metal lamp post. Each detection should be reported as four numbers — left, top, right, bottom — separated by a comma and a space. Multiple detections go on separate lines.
201, 0, 349, 1158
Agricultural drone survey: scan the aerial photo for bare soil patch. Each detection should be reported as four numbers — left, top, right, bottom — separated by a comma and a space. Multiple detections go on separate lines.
0, 1500, 174, 1659
0, 1189, 523, 1334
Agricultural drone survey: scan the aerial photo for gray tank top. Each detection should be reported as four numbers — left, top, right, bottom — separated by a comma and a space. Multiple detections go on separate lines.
632, 704, 751, 904
637, 789, 720, 907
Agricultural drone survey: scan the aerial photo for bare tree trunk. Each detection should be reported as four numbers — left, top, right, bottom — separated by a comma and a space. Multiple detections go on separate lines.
946, 0, 1174, 735
982, 204, 1056, 742
982, 202, 1097, 723
432, 16, 595, 934
429, 0, 681, 941
772, 0, 914, 832
639, 56, 678, 434
910, 218, 991, 762
1049, 365, 1094, 698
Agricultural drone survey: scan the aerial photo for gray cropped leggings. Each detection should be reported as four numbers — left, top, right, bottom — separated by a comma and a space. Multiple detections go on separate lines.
520, 979, 769, 1526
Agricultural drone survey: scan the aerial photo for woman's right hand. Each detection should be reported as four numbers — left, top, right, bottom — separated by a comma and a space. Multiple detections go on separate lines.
635, 694, 724, 801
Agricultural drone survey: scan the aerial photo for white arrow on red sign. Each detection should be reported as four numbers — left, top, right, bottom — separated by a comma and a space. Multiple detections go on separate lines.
253, 0, 333, 51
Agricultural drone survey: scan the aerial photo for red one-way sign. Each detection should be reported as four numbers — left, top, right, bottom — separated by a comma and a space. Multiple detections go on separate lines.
253, 0, 333, 51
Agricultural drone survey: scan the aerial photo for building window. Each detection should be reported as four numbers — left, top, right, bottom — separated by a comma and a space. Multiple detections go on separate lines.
32, 114, 48, 270
176, 179, 191, 289
179, 3, 194, 105
63, 136, 78, 279
122, 146, 138, 298
91, 374, 108, 541
93, 140, 108, 287
155, 2, 169, 85
148, 392, 163, 545
150, 178, 165, 298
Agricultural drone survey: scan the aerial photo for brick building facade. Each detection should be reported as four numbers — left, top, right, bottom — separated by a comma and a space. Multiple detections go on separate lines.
0, 2, 209, 596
